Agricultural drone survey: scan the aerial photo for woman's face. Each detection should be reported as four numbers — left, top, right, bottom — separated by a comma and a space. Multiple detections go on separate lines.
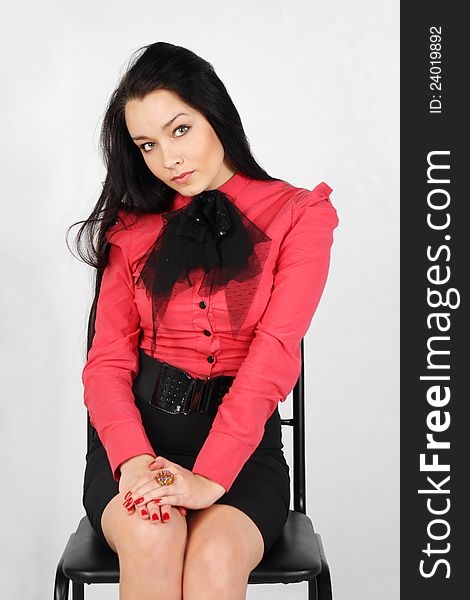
125, 88, 235, 196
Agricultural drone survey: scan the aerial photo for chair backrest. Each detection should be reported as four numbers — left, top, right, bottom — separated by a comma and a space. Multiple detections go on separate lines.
281, 337, 307, 514
86, 337, 307, 514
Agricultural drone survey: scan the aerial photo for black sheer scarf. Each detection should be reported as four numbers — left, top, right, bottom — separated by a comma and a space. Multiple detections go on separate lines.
135, 188, 272, 356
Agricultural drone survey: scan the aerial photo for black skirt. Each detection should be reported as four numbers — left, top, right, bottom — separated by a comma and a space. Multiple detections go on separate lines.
82, 351, 291, 559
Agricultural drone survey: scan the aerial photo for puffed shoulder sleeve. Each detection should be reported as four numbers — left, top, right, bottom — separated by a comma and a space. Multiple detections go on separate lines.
82, 211, 156, 481
191, 182, 339, 492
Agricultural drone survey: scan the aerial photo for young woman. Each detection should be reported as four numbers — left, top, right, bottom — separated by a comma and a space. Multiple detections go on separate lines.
72, 41, 339, 599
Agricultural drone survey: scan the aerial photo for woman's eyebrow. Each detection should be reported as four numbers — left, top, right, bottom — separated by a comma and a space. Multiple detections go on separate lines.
131, 112, 190, 140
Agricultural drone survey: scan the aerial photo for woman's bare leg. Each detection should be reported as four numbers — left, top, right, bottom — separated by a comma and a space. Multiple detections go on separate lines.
101, 493, 187, 600
182, 504, 264, 600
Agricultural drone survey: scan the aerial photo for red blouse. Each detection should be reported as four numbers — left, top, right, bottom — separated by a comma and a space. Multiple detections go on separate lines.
82, 171, 339, 492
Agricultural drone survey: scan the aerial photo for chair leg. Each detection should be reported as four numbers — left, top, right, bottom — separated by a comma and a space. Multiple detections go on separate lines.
315, 534, 333, 600
53, 557, 69, 600
308, 577, 318, 599
72, 582, 85, 599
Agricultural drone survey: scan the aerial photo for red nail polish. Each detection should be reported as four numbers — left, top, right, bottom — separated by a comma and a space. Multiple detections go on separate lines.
141, 509, 149, 516
125, 491, 132, 499
163, 513, 170, 521
127, 506, 134, 512
123, 499, 133, 507
152, 513, 159, 521
135, 497, 145, 504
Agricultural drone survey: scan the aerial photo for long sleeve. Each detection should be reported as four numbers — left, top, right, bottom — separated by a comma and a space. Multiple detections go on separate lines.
191, 183, 339, 492
82, 216, 156, 481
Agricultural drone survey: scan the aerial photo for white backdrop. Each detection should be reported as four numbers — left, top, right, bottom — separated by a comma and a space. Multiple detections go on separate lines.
0, 1, 399, 598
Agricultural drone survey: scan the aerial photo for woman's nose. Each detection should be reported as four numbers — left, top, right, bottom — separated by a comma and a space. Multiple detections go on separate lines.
161, 147, 183, 170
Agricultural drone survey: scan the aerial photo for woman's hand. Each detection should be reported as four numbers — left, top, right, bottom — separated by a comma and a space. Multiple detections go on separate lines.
123, 455, 226, 515
118, 454, 188, 524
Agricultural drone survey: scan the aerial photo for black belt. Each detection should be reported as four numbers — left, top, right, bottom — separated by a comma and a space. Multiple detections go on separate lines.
133, 347, 235, 417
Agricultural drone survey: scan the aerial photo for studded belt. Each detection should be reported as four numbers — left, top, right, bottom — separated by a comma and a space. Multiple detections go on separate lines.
133, 347, 235, 417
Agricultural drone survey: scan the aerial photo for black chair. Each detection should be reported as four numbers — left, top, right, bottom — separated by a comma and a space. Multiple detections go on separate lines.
54, 338, 333, 599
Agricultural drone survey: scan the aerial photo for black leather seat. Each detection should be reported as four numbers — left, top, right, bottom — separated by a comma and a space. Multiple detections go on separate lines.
54, 338, 333, 599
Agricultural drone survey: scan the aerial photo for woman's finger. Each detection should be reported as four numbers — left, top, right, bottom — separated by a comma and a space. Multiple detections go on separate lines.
147, 499, 162, 524
133, 468, 180, 500
160, 504, 172, 523
133, 485, 182, 508
122, 492, 136, 515
151, 493, 185, 507
148, 502, 176, 524
148, 455, 175, 470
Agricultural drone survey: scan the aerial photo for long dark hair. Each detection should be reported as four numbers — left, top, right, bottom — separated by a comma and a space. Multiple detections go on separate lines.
66, 41, 280, 357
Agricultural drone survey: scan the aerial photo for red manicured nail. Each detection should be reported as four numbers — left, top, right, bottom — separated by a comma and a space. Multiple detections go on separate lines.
141, 509, 149, 516
126, 506, 134, 512
125, 491, 132, 499
135, 497, 145, 504
153, 498, 162, 503
152, 513, 159, 521
123, 499, 133, 507
162, 513, 170, 521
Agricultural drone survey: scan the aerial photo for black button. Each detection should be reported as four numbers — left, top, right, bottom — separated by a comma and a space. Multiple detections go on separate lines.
207, 355, 215, 363
199, 301, 207, 309
203, 329, 211, 336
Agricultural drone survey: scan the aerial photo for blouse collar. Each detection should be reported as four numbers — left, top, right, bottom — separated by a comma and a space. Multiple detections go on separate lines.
213, 171, 252, 197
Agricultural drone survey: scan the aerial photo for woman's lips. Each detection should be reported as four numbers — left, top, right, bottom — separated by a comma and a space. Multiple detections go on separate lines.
172, 170, 194, 183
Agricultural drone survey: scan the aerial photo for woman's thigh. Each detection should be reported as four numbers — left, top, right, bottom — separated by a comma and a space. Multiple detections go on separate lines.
185, 504, 264, 570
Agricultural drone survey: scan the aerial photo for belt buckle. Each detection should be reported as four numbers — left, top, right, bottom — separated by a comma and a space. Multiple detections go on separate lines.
150, 362, 194, 415
183, 377, 208, 415
197, 378, 216, 414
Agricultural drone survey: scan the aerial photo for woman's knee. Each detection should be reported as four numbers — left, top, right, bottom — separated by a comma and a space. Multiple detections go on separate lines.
185, 532, 250, 584
183, 538, 250, 600
198, 535, 240, 567
185, 505, 264, 574
102, 495, 188, 561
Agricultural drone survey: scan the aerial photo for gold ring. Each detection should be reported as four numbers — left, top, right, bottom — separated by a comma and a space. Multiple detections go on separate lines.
154, 468, 175, 486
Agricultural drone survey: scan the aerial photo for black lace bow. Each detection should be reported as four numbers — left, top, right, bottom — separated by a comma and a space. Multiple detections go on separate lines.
135, 188, 272, 356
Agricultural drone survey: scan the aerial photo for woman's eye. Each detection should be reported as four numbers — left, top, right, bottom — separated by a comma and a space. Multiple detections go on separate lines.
139, 124, 191, 153
141, 142, 155, 153
174, 124, 190, 136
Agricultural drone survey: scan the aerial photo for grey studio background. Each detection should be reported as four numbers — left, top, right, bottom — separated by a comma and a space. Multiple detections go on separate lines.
0, 1, 399, 599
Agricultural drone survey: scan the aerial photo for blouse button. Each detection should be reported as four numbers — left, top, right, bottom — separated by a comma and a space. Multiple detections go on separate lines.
207, 355, 215, 363
203, 329, 211, 336
199, 301, 207, 309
